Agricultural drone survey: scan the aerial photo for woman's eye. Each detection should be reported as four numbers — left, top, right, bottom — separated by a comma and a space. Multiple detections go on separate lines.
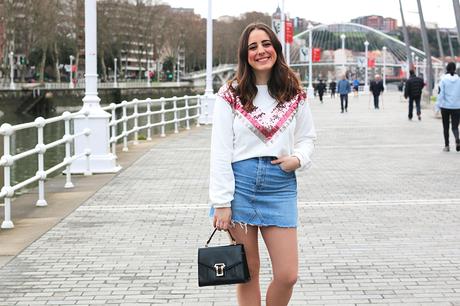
248, 45, 257, 50
262, 42, 272, 47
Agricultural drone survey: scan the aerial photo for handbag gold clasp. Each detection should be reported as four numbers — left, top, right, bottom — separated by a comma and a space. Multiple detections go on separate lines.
214, 263, 226, 277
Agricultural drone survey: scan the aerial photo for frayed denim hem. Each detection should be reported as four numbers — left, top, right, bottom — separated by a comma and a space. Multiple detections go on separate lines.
231, 219, 297, 234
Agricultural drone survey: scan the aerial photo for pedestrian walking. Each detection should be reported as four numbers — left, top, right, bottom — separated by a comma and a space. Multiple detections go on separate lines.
329, 80, 337, 98
369, 74, 384, 109
337, 74, 351, 113
404, 69, 425, 120
209, 22, 316, 306
317, 79, 326, 103
435, 62, 460, 152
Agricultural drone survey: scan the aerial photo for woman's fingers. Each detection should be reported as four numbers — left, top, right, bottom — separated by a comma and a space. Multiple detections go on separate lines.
271, 156, 286, 164
215, 219, 230, 231
216, 221, 229, 231
213, 207, 232, 230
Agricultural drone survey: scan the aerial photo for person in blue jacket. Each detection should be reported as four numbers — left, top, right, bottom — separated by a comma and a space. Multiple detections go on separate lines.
337, 74, 351, 113
435, 62, 460, 152
352, 78, 360, 96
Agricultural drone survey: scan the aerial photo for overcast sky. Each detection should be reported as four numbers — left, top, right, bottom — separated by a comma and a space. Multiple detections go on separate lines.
160, 0, 457, 28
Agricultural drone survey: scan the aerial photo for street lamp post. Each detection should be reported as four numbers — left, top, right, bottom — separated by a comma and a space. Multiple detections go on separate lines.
382, 46, 387, 89
69, 55, 75, 89
423, 58, 427, 82
9, 52, 15, 90
114, 58, 118, 87
280, 0, 286, 56
364, 40, 369, 93
176, 54, 180, 85
307, 23, 314, 99
340, 34, 346, 71
415, 55, 419, 76
70, 0, 120, 174
200, 0, 215, 124
147, 59, 151, 87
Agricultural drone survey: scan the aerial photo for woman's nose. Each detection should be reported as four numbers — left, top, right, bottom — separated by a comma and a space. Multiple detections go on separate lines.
257, 45, 265, 54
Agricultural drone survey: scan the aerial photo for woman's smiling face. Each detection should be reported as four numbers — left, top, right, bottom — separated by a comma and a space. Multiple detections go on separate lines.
247, 29, 277, 77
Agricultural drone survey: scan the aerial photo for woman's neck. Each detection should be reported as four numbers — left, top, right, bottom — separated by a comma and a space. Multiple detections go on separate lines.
254, 71, 270, 85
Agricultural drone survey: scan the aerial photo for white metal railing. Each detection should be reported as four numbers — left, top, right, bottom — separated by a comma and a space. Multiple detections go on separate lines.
0, 93, 204, 230
0, 80, 190, 90
0, 111, 92, 229
102, 95, 202, 155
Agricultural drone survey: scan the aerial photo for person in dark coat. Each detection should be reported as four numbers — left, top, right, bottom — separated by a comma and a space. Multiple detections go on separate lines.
369, 74, 384, 109
329, 80, 337, 98
404, 69, 425, 120
317, 79, 326, 103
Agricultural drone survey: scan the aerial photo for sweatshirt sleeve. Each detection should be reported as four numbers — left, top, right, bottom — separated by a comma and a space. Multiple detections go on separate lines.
292, 100, 317, 171
435, 79, 444, 112
209, 96, 235, 208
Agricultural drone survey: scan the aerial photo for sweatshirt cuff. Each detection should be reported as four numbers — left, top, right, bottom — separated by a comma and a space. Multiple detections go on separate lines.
292, 152, 312, 171
211, 202, 232, 208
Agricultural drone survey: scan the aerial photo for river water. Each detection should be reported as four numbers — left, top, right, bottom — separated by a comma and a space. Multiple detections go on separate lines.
0, 87, 200, 194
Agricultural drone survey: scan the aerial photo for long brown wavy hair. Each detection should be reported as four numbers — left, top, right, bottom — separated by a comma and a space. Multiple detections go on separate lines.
229, 23, 302, 112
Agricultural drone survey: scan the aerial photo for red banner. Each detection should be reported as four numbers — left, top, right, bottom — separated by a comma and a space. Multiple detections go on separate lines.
285, 21, 293, 44
312, 48, 321, 62
368, 58, 375, 68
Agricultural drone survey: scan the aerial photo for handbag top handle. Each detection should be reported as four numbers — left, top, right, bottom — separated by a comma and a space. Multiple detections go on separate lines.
205, 228, 236, 247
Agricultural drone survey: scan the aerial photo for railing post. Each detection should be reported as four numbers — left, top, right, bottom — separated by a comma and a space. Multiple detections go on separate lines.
133, 99, 139, 145
173, 96, 179, 134
146, 98, 152, 140
0, 124, 14, 229
122, 100, 129, 151
184, 95, 190, 130
63, 112, 74, 189
83, 111, 92, 176
196, 96, 201, 127
160, 97, 166, 137
110, 103, 117, 156
35, 117, 48, 207
204, 96, 209, 124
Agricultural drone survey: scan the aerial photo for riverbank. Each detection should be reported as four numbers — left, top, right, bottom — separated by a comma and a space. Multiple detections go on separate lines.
0, 83, 204, 124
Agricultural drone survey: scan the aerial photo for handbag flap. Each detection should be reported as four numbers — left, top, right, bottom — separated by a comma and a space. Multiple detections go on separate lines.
198, 244, 246, 271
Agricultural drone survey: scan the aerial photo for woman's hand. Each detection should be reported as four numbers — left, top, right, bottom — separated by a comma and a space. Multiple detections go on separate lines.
271, 156, 301, 172
213, 207, 232, 230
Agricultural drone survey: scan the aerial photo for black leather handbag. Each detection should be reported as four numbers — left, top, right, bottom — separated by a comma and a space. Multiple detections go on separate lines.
198, 228, 251, 287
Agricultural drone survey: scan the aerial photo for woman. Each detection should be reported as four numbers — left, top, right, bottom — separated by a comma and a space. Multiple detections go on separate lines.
209, 23, 316, 306
435, 62, 460, 152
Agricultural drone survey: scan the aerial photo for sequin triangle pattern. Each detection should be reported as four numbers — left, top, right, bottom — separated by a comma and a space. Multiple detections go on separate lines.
217, 85, 306, 143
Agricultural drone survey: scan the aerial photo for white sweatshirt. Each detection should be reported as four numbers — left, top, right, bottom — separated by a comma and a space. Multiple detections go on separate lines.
209, 84, 316, 208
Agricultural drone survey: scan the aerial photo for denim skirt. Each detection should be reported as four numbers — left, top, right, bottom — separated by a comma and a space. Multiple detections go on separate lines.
211, 157, 298, 227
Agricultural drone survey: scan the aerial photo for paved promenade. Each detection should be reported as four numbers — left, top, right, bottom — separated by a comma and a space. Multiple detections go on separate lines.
1, 91, 460, 305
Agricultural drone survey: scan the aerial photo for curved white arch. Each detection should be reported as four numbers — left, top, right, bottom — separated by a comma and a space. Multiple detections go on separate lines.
294, 22, 442, 64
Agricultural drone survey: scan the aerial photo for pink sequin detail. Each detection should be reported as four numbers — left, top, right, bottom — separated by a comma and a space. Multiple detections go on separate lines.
218, 86, 306, 142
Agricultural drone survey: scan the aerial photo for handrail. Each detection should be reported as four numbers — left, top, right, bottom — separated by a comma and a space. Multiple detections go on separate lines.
0, 110, 92, 229
0, 81, 191, 90
102, 95, 202, 154
0, 93, 206, 230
